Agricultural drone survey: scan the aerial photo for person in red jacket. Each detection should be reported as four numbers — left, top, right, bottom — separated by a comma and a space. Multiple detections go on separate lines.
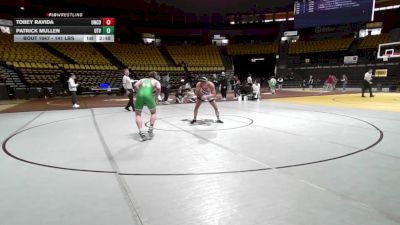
327, 75, 334, 91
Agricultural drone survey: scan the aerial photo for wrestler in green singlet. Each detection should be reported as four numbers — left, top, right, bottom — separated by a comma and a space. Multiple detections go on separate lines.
135, 78, 156, 112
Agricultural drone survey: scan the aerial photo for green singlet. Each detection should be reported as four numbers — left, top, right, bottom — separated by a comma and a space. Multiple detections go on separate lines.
135, 79, 156, 111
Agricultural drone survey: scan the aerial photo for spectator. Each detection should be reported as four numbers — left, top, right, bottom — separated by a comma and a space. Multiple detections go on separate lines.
260, 76, 265, 87
229, 77, 235, 91
341, 74, 348, 92
277, 77, 284, 91
308, 75, 314, 90
289, 73, 295, 80
247, 74, 253, 86
302, 79, 307, 91
233, 76, 241, 99
252, 80, 261, 99
327, 75, 334, 91
240, 81, 252, 100
212, 74, 219, 93
269, 76, 277, 94
68, 73, 79, 108
154, 72, 161, 82
285, 74, 290, 80
332, 75, 338, 91
176, 79, 195, 103
220, 72, 228, 101
161, 73, 171, 104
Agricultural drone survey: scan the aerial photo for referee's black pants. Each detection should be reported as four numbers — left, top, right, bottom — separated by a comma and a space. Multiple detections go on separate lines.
362, 80, 373, 97
126, 89, 134, 109
221, 85, 227, 98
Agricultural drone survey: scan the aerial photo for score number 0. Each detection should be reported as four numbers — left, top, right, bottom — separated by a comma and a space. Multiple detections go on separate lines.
102, 18, 115, 26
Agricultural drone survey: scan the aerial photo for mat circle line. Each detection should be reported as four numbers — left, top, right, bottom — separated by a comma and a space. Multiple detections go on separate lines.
2, 109, 383, 176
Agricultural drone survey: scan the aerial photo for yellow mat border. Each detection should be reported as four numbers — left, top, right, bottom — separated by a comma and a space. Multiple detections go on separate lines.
269, 93, 400, 112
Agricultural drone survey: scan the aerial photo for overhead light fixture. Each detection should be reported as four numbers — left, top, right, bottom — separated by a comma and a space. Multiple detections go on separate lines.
20, 6, 25, 10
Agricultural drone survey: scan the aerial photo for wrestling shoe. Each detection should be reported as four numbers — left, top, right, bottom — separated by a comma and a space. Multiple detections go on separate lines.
139, 131, 147, 142
190, 119, 196, 124
216, 119, 223, 123
148, 126, 154, 140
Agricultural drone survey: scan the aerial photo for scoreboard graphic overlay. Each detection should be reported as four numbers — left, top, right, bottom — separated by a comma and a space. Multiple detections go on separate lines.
13, 18, 115, 42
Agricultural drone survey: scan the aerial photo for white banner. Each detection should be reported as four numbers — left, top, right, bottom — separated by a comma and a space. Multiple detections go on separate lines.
344, 56, 358, 64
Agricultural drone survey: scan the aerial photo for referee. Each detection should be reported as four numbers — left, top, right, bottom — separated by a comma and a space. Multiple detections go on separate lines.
362, 68, 374, 98
122, 68, 135, 111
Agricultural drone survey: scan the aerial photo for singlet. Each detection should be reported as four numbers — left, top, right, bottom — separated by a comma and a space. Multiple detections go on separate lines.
137, 79, 154, 97
199, 83, 211, 96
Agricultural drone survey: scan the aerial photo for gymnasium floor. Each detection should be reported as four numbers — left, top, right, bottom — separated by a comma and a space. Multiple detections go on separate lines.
1, 93, 400, 225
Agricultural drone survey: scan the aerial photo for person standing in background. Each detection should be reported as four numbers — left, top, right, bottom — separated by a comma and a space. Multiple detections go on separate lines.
161, 73, 171, 104
229, 76, 235, 91
247, 74, 253, 86
154, 72, 161, 82
212, 74, 219, 94
362, 69, 374, 97
326, 75, 333, 91
289, 72, 295, 81
332, 75, 338, 91
341, 74, 348, 92
269, 76, 277, 94
260, 76, 265, 87
233, 76, 241, 99
252, 80, 261, 99
68, 73, 79, 109
220, 72, 228, 101
122, 68, 134, 111
302, 79, 307, 90
308, 75, 314, 90
277, 77, 284, 91
315, 78, 321, 90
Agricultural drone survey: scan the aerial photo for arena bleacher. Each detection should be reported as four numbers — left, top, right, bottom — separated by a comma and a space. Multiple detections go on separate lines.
358, 33, 390, 49
166, 45, 225, 72
0, 33, 122, 93
0, 34, 65, 65
289, 38, 354, 54
227, 43, 279, 55
49, 43, 111, 65
0, 13, 399, 98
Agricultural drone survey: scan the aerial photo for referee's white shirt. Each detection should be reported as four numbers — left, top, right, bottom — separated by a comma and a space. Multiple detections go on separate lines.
123, 75, 133, 90
364, 72, 372, 83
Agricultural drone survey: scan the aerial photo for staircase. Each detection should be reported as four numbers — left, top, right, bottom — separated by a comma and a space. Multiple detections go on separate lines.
0, 66, 26, 99
218, 47, 233, 71
92, 43, 124, 69
349, 39, 358, 54
39, 43, 75, 64
0, 66, 25, 88
159, 46, 176, 66
277, 42, 288, 70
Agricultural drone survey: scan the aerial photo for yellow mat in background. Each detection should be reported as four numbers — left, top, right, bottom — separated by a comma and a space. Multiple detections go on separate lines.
270, 93, 400, 112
